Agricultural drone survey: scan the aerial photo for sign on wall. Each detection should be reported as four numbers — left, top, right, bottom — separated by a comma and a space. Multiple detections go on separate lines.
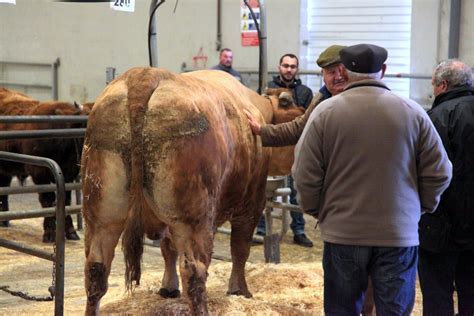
110, 0, 135, 13
240, 0, 259, 47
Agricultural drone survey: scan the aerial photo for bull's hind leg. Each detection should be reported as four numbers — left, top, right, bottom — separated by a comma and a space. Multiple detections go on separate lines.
171, 223, 214, 315
82, 150, 129, 315
159, 235, 181, 298
227, 214, 258, 298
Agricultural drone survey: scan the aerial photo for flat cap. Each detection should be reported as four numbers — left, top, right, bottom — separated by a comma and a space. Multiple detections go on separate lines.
316, 45, 346, 68
340, 44, 388, 73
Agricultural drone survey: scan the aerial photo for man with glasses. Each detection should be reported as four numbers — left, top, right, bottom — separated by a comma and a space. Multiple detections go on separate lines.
255, 53, 314, 247
268, 53, 313, 108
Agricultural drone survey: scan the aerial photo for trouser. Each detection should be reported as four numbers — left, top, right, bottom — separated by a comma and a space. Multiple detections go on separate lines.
322, 242, 417, 316
418, 248, 474, 316
288, 175, 305, 235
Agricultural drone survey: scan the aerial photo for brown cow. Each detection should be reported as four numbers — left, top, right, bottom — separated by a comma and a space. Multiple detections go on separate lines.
0, 87, 86, 242
81, 67, 304, 315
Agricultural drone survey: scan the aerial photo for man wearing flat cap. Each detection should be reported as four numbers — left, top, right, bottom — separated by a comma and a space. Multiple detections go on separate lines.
292, 43, 452, 315
246, 44, 347, 146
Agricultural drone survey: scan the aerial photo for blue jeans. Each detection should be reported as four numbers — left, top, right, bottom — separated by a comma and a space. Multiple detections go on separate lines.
256, 211, 305, 235
256, 176, 305, 235
418, 248, 474, 316
323, 242, 417, 316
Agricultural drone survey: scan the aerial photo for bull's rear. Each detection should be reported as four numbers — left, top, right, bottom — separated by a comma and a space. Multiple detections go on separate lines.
82, 67, 301, 315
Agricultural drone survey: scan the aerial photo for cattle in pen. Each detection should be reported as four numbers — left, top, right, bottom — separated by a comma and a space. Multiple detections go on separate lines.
0, 87, 87, 242
81, 67, 305, 315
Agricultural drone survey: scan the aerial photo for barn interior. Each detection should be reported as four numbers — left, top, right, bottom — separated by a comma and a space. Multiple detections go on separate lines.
0, 0, 472, 315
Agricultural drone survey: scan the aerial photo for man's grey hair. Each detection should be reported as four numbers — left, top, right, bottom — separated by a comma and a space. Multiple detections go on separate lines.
433, 59, 473, 89
346, 69, 383, 81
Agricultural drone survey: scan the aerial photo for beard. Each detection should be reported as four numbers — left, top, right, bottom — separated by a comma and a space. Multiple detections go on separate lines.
282, 73, 295, 82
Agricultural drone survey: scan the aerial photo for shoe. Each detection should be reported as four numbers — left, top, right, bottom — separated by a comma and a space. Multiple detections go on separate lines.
293, 234, 313, 247
66, 229, 81, 241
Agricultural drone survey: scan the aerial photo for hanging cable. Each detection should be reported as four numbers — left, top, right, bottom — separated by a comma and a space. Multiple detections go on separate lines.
148, 0, 166, 67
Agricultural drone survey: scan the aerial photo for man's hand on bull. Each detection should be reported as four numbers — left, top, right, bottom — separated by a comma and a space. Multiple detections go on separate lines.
243, 109, 262, 135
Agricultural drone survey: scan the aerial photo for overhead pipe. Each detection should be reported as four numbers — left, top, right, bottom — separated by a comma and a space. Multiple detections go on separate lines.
216, 0, 222, 51
258, 0, 268, 94
448, 0, 461, 58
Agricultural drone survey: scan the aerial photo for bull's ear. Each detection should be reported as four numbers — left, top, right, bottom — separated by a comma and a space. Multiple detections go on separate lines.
278, 91, 294, 108
74, 101, 84, 111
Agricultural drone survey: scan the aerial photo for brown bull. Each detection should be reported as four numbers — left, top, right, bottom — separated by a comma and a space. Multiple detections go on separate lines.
0, 87, 85, 241
81, 68, 305, 315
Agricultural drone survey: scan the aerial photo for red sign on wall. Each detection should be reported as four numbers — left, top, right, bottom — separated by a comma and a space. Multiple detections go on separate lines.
241, 0, 260, 47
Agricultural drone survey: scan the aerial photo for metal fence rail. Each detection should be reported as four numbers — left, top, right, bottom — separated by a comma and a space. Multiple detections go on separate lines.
0, 116, 89, 124
0, 151, 66, 316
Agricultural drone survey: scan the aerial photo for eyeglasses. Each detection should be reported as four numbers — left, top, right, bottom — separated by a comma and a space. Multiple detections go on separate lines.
281, 64, 297, 69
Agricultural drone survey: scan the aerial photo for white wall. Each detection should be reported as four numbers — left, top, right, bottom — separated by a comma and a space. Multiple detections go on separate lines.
0, 0, 300, 102
410, 0, 474, 107
0, 0, 473, 104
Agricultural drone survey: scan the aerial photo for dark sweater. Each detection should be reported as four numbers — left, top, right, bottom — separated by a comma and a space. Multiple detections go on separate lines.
267, 76, 313, 109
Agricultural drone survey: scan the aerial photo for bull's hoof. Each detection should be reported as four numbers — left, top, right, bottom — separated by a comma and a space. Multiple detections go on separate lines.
66, 230, 80, 241
0, 220, 9, 227
42, 231, 55, 243
85, 301, 100, 316
227, 290, 253, 298
159, 288, 181, 298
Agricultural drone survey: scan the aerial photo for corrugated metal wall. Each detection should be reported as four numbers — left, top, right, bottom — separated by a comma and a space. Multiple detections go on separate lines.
300, 0, 412, 97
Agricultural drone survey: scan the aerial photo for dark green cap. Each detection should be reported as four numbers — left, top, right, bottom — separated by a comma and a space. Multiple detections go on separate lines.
316, 45, 346, 68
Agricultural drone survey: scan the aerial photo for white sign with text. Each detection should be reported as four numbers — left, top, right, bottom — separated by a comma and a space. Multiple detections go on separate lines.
110, 0, 135, 13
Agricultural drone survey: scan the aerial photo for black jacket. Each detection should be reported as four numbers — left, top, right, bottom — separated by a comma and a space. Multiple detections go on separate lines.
268, 76, 313, 109
426, 86, 474, 250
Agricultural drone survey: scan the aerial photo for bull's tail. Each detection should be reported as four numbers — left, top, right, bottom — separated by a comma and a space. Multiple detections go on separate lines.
122, 194, 145, 291
120, 67, 176, 291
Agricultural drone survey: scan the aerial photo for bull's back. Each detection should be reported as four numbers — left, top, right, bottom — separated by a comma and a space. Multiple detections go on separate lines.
141, 72, 269, 224
84, 67, 175, 163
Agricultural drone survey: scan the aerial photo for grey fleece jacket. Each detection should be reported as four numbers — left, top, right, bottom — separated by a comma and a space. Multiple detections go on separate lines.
292, 79, 452, 247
